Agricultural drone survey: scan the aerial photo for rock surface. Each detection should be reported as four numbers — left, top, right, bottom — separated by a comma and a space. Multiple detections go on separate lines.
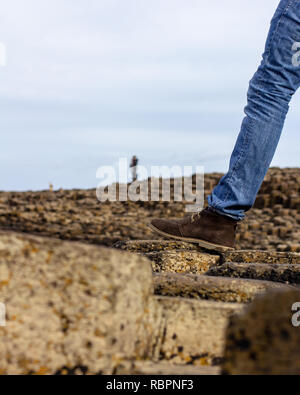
116, 360, 220, 375
114, 240, 198, 253
0, 231, 248, 375
1, 228, 299, 374
2, 168, 300, 374
222, 289, 300, 375
157, 296, 244, 365
115, 240, 220, 274
2, 168, 300, 252
153, 272, 293, 303
207, 262, 300, 284
147, 251, 219, 275
0, 231, 161, 375
222, 250, 300, 265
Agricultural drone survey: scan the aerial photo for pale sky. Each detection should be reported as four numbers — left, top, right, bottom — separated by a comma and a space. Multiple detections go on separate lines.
0, 0, 299, 190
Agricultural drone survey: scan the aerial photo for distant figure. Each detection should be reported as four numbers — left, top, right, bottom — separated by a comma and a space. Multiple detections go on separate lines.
130, 156, 139, 182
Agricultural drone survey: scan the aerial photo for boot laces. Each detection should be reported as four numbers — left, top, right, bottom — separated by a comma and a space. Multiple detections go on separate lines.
191, 212, 200, 223
191, 207, 211, 223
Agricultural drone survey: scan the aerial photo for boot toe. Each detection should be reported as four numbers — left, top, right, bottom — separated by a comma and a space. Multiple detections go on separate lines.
150, 218, 182, 237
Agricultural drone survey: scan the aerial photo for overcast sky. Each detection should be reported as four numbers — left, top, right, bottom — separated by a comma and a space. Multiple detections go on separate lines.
0, 0, 299, 190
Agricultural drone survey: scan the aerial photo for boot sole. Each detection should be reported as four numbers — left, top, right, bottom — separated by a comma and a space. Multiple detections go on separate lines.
148, 223, 234, 252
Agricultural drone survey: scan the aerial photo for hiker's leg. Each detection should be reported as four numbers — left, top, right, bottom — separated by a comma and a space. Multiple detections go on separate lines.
208, 0, 300, 221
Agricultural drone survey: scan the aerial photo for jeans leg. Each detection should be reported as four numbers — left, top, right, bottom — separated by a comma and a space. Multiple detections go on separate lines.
208, 0, 300, 221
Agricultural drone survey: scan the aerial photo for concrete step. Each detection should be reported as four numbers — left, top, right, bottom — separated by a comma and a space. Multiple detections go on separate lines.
153, 272, 293, 303
207, 262, 300, 284
156, 296, 244, 366
116, 360, 220, 375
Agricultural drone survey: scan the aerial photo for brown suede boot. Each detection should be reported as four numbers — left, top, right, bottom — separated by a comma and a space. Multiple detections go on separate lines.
149, 207, 237, 251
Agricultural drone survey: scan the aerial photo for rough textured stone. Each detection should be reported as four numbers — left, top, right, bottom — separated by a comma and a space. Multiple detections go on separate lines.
114, 240, 198, 253
147, 251, 219, 275
0, 231, 162, 375
207, 262, 300, 284
153, 273, 293, 303
221, 250, 300, 265
4, 168, 300, 252
116, 360, 220, 375
115, 240, 220, 275
156, 296, 244, 366
3, 168, 300, 375
222, 289, 300, 375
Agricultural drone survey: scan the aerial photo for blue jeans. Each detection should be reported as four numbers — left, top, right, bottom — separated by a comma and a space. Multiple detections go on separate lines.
208, 0, 300, 221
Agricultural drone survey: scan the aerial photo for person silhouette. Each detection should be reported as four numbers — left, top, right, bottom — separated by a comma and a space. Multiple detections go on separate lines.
130, 156, 139, 182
